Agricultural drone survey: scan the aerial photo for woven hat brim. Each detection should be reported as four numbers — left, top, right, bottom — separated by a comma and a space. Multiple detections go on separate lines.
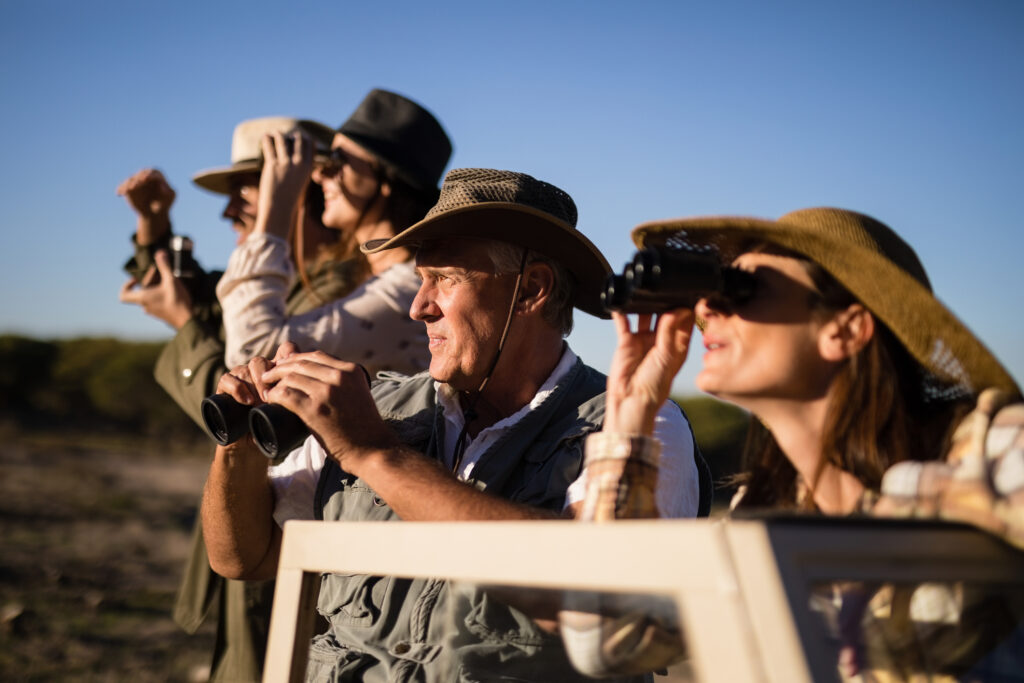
363, 202, 611, 319
192, 161, 262, 195
633, 216, 1020, 399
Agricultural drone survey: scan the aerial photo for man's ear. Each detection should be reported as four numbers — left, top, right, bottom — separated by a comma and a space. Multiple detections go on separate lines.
518, 262, 554, 314
818, 303, 875, 361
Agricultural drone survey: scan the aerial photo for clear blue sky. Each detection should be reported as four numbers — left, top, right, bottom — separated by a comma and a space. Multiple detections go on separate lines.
1, 0, 1021, 396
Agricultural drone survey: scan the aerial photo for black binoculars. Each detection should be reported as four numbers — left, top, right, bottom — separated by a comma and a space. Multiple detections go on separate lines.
200, 394, 309, 460
601, 247, 756, 313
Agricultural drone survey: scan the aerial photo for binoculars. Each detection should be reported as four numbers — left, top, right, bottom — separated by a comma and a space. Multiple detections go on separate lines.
602, 247, 756, 313
201, 394, 309, 460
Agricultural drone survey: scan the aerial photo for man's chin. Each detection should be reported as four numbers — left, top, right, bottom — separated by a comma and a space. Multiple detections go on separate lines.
429, 366, 477, 393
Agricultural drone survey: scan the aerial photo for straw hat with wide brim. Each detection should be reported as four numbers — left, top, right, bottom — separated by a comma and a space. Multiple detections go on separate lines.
361, 168, 611, 318
192, 116, 334, 195
632, 207, 1020, 400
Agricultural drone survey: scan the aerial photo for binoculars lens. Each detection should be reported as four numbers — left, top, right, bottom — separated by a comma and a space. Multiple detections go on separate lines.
201, 394, 251, 446
200, 394, 310, 459
248, 404, 310, 460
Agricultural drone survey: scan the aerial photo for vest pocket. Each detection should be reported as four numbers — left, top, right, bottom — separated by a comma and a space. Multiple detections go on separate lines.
318, 573, 392, 627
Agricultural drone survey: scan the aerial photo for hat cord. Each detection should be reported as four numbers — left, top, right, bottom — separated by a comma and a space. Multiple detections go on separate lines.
451, 248, 529, 474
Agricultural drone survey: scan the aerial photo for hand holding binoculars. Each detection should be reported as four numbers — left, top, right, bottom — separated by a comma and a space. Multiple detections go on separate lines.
601, 247, 755, 313
201, 364, 372, 460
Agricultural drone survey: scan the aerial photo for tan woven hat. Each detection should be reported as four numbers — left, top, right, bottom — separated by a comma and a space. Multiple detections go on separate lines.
632, 207, 1020, 400
192, 116, 334, 195
361, 168, 612, 318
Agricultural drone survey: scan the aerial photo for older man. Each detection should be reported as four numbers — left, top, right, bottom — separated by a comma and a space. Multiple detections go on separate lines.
201, 168, 704, 681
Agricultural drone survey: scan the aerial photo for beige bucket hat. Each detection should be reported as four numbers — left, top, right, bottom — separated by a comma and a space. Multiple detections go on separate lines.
192, 116, 334, 195
631, 207, 1020, 400
361, 168, 612, 318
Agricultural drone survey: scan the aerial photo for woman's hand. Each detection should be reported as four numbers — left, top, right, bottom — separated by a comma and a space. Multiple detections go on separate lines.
254, 131, 315, 239
604, 309, 695, 436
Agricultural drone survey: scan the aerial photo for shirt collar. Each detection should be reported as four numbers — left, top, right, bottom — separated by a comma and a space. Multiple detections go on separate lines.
435, 345, 579, 433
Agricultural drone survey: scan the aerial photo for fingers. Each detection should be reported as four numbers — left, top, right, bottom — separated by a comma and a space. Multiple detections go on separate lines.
154, 249, 174, 275
246, 356, 277, 402
116, 168, 166, 195
261, 133, 276, 165
611, 311, 631, 337
294, 133, 314, 170
271, 131, 289, 163
119, 277, 141, 304
273, 341, 300, 363
217, 366, 260, 406
262, 354, 366, 396
654, 309, 695, 371
140, 263, 160, 287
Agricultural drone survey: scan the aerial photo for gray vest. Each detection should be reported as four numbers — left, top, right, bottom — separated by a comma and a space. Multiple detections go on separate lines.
308, 360, 649, 683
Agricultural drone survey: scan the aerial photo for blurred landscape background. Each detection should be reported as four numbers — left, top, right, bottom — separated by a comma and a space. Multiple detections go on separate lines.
5, 1, 1021, 678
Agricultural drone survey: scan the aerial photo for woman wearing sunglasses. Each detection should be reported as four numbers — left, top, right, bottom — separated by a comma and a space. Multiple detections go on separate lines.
567, 207, 1022, 679
216, 88, 452, 376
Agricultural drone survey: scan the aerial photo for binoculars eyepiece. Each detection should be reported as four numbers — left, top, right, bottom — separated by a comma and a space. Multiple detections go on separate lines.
201, 394, 310, 460
601, 247, 756, 313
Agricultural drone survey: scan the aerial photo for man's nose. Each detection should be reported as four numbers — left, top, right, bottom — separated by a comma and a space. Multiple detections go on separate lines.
223, 198, 240, 220
409, 285, 438, 322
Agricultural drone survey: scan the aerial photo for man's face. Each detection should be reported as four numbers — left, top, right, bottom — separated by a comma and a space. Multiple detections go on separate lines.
410, 240, 519, 391
222, 173, 260, 245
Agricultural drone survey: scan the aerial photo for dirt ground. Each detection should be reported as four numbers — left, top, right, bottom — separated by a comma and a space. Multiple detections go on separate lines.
0, 430, 696, 683
0, 430, 216, 682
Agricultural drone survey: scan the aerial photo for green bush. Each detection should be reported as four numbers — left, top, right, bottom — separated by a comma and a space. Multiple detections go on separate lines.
676, 395, 750, 497
0, 335, 200, 437
0, 336, 58, 418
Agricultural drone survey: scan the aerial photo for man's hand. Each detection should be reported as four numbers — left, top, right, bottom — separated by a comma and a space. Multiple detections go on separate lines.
604, 310, 695, 435
260, 349, 397, 472
116, 168, 176, 245
254, 131, 315, 239
118, 250, 193, 329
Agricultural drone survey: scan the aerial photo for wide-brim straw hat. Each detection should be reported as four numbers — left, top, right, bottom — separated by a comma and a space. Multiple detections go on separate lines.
362, 168, 611, 318
335, 89, 452, 199
192, 117, 334, 195
632, 207, 1020, 400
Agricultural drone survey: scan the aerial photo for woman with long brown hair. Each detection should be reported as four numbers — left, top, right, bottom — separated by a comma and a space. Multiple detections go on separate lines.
565, 207, 1022, 679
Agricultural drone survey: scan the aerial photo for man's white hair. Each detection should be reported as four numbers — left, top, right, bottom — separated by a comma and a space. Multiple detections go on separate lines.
484, 240, 575, 336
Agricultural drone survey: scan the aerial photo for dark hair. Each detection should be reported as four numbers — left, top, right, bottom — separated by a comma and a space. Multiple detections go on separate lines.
731, 248, 971, 511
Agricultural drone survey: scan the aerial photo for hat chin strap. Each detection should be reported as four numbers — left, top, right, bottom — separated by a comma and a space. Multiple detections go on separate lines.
451, 248, 529, 473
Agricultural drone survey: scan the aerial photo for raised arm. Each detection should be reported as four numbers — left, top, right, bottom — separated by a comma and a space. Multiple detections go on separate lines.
217, 245, 426, 373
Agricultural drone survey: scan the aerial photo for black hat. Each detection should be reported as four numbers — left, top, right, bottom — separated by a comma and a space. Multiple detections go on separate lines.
337, 89, 452, 197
